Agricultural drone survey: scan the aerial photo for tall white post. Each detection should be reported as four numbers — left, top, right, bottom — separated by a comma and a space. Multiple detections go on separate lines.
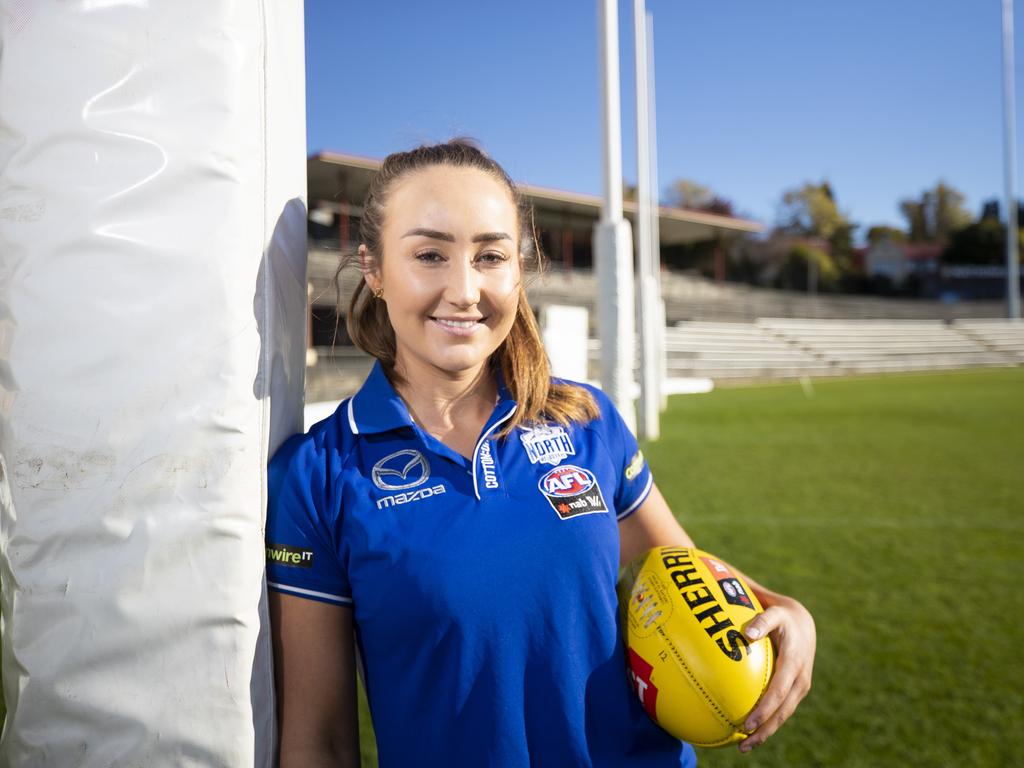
595, 0, 637, 429
634, 0, 659, 440
648, 11, 669, 411
1002, 0, 1022, 319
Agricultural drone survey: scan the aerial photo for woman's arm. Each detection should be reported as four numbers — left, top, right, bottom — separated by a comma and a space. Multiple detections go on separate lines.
270, 592, 361, 768
618, 483, 694, 566
618, 484, 815, 754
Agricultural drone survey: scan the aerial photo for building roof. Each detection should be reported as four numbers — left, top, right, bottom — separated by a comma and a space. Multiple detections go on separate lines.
308, 151, 763, 246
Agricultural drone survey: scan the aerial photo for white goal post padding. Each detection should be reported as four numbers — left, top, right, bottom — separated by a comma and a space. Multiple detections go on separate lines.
0, 2, 307, 764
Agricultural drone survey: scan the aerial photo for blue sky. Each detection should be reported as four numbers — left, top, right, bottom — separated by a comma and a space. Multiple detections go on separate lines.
305, 1, 1019, 238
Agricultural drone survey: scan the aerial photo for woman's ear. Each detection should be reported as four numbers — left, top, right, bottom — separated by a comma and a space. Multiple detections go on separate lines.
359, 244, 382, 293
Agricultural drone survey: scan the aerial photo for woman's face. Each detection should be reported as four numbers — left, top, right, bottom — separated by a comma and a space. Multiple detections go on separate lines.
367, 165, 522, 383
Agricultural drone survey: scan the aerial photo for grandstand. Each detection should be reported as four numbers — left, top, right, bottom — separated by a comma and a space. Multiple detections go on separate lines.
656, 318, 1023, 382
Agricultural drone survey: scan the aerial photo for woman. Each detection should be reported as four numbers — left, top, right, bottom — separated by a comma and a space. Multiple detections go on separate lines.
266, 140, 815, 767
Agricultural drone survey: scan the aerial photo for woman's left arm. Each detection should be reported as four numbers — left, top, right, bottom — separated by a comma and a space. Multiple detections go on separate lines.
618, 483, 816, 754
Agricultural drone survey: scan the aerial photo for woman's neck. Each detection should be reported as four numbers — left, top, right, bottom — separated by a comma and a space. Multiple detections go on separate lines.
392, 359, 497, 449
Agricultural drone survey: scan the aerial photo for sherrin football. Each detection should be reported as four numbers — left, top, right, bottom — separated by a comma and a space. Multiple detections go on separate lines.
616, 546, 775, 748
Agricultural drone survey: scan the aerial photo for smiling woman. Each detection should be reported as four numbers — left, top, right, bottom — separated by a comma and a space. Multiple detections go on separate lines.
361, 164, 522, 398
340, 140, 597, 443
265, 139, 816, 768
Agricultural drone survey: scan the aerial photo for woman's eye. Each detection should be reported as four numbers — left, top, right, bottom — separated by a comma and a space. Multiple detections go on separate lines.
415, 250, 444, 263
477, 251, 509, 265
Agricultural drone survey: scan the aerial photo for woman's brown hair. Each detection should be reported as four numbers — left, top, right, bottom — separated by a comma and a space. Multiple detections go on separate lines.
338, 139, 598, 434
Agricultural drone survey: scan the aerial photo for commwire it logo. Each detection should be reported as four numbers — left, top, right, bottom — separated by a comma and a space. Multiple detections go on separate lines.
371, 450, 430, 491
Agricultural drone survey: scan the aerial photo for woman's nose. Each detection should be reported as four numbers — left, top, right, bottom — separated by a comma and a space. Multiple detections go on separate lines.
444, 257, 481, 307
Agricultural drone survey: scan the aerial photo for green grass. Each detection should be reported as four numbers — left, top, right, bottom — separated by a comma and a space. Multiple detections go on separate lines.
354, 368, 1024, 766
644, 368, 1024, 768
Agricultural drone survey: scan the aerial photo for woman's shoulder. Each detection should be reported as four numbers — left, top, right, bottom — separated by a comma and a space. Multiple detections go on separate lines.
269, 397, 359, 477
549, 377, 616, 416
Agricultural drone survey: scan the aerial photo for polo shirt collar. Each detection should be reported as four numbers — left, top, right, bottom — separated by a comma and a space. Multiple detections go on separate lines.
346, 360, 517, 436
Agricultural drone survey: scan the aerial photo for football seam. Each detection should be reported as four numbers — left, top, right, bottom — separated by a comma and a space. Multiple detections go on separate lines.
660, 630, 735, 737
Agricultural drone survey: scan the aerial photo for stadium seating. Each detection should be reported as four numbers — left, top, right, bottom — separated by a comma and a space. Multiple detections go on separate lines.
952, 319, 1024, 364
657, 318, 1019, 381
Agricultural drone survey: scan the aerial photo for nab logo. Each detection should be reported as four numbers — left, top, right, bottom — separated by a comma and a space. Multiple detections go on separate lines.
372, 450, 430, 491
538, 465, 596, 496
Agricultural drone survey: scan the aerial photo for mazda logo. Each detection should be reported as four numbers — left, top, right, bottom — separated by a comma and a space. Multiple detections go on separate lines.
371, 449, 430, 491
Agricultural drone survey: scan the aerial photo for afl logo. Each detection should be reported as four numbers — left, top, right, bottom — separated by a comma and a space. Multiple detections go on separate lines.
372, 450, 430, 491
538, 465, 597, 496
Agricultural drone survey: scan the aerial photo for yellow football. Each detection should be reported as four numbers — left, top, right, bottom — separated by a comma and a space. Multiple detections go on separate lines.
617, 546, 775, 748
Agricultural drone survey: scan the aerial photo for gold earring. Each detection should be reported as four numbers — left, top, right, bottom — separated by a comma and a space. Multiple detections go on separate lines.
373, 287, 384, 299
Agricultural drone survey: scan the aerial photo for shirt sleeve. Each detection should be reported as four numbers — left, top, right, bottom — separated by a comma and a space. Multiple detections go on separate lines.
588, 386, 654, 521
265, 431, 352, 607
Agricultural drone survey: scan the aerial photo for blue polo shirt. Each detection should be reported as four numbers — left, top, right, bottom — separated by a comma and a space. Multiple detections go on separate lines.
266, 361, 696, 768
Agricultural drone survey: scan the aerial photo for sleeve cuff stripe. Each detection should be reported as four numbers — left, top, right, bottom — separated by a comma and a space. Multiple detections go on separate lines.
268, 581, 353, 605
617, 472, 654, 520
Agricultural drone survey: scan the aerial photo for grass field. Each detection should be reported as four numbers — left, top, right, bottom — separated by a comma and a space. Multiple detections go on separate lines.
353, 367, 1024, 767
642, 367, 1024, 767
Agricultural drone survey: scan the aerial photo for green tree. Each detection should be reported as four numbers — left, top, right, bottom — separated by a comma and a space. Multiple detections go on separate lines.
776, 181, 856, 282
899, 181, 971, 243
666, 179, 735, 216
866, 225, 906, 245
777, 181, 853, 242
669, 179, 714, 210
944, 218, 1024, 265
773, 241, 839, 292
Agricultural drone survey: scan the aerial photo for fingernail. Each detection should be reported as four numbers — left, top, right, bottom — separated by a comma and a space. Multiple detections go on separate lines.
746, 626, 762, 639
745, 719, 759, 732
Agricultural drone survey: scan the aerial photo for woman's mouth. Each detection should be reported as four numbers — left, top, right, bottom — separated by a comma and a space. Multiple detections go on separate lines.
430, 316, 485, 336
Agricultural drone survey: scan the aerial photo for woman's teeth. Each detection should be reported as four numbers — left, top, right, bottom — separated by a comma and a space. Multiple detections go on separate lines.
436, 318, 477, 328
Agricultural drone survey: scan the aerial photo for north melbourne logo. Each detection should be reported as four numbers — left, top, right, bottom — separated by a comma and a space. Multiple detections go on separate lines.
372, 449, 430, 491
519, 424, 575, 466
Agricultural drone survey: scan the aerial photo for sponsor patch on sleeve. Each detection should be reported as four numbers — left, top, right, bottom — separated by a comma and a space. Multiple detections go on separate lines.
266, 542, 315, 569
625, 450, 645, 481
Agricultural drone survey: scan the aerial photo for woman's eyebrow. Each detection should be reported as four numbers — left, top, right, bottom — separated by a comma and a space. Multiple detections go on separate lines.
471, 232, 512, 243
401, 228, 512, 243
402, 227, 455, 241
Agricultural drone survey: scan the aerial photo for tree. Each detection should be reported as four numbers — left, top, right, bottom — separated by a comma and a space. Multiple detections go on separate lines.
666, 179, 735, 216
978, 197, 1024, 226
773, 241, 839, 292
898, 181, 971, 243
866, 225, 906, 246
775, 181, 856, 284
668, 179, 713, 209
777, 181, 852, 241
944, 218, 1024, 265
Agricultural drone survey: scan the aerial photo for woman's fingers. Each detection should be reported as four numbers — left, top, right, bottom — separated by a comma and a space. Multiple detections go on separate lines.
741, 607, 798, 733
737, 600, 816, 753
739, 679, 810, 753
